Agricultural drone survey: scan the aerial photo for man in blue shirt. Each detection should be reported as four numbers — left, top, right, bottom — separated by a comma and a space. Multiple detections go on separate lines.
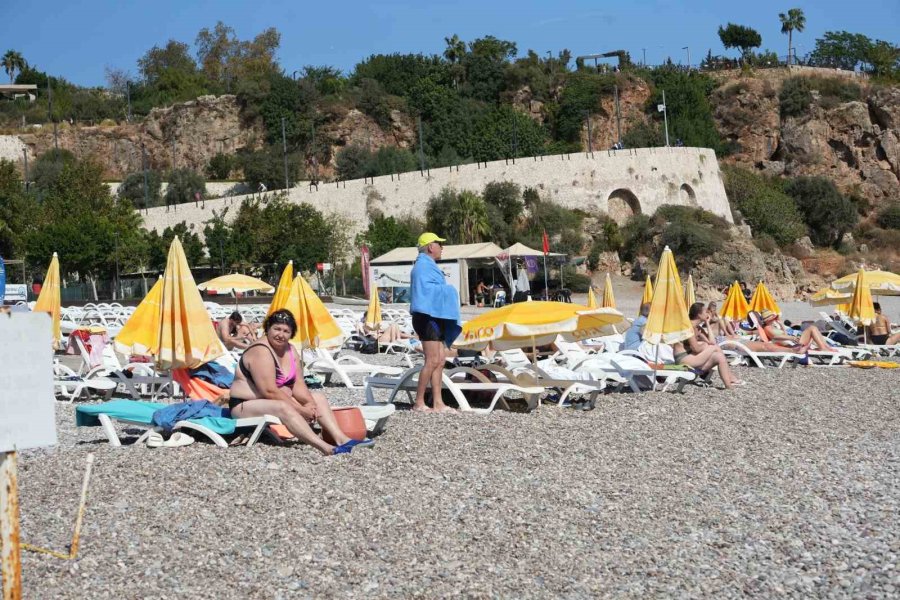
623, 303, 651, 351
410, 232, 462, 413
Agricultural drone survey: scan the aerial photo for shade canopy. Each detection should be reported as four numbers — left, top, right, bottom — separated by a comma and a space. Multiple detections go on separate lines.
33, 252, 61, 349
601, 273, 616, 309
720, 281, 750, 322
371, 242, 505, 263
157, 237, 224, 370
267, 261, 294, 318
643, 247, 693, 345
198, 274, 274, 294
454, 302, 624, 350
748, 281, 780, 315
282, 275, 344, 349
115, 276, 163, 357
504, 242, 564, 258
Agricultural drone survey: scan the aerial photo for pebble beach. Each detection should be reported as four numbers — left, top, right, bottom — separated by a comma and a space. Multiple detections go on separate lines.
17, 351, 900, 599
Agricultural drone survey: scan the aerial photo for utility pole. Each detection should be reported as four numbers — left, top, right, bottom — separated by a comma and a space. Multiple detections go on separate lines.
683, 46, 691, 70
125, 81, 132, 122
661, 90, 670, 147
171, 138, 176, 170
584, 111, 593, 153
114, 232, 120, 300
614, 85, 622, 146
48, 78, 58, 155
642, 48, 646, 66
281, 117, 289, 190
310, 121, 318, 183
22, 149, 28, 192
511, 112, 518, 159
416, 116, 425, 171
219, 239, 225, 275
141, 143, 149, 210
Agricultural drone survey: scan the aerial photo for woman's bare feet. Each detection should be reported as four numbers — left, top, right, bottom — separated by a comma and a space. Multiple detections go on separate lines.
412, 405, 433, 413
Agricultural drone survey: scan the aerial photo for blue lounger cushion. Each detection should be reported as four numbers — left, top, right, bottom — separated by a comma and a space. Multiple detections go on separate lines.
76, 399, 236, 435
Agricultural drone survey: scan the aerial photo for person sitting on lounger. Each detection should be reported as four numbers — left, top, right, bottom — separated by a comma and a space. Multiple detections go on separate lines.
705, 301, 737, 337
218, 311, 251, 350
229, 309, 373, 455
672, 308, 743, 389
868, 303, 900, 345
358, 311, 416, 345
759, 309, 833, 351
691, 303, 801, 354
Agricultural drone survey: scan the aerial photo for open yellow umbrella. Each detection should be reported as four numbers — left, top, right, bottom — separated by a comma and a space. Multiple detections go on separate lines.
684, 274, 696, 308
587, 286, 598, 309
643, 246, 693, 344
720, 281, 750, 322
748, 280, 780, 315
198, 273, 275, 294
809, 286, 852, 307
365, 282, 382, 329
601, 272, 616, 309
846, 268, 875, 330
33, 252, 61, 349
281, 275, 344, 349
830, 270, 900, 296
455, 301, 624, 350
115, 276, 163, 356
157, 237, 224, 370
267, 260, 294, 317
640, 274, 654, 307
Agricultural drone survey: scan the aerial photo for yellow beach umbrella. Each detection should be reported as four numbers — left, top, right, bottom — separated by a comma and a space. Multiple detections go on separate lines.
282, 275, 344, 349
157, 237, 224, 370
748, 281, 780, 315
684, 274, 696, 308
846, 268, 875, 328
809, 286, 852, 307
455, 301, 624, 350
33, 252, 61, 349
640, 274, 654, 307
115, 276, 163, 356
587, 286, 598, 309
643, 246, 693, 344
365, 282, 382, 329
267, 260, 294, 317
830, 270, 900, 296
720, 281, 750, 322
601, 272, 616, 309
198, 273, 275, 294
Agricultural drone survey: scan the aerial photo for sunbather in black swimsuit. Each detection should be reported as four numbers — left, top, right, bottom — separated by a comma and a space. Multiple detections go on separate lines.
229, 344, 298, 410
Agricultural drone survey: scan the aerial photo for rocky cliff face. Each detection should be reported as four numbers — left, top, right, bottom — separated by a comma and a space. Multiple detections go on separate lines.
20, 95, 264, 179
712, 74, 900, 204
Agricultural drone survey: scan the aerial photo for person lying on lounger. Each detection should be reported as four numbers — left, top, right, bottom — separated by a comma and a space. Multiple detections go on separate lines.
357, 311, 416, 345
759, 309, 834, 352
229, 309, 374, 455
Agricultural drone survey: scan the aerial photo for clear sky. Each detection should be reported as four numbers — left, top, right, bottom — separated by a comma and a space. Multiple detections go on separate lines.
2, 0, 898, 87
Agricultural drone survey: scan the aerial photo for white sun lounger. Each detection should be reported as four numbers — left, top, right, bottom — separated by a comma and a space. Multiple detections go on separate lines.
718, 339, 803, 369
307, 348, 403, 388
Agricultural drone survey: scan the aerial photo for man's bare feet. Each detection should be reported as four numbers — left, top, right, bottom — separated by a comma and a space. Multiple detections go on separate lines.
412, 405, 433, 413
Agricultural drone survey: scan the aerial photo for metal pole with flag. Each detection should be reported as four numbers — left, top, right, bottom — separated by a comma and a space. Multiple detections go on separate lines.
542, 231, 550, 301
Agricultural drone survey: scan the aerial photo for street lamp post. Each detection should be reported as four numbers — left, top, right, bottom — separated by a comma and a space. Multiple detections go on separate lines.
281, 117, 289, 190
125, 81, 132, 122
642, 48, 646, 66
114, 232, 120, 300
659, 90, 670, 147
584, 111, 592, 153
682, 46, 691, 70
22, 149, 28, 192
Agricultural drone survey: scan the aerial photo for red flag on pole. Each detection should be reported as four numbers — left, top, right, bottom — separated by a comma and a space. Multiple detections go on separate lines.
542, 230, 550, 255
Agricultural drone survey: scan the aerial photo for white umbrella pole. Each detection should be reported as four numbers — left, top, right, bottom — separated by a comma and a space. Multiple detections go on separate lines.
543, 254, 549, 300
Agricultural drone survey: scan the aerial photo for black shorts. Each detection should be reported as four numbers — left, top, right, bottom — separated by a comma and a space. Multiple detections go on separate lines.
871, 334, 888, 345
411, 312, 445, 342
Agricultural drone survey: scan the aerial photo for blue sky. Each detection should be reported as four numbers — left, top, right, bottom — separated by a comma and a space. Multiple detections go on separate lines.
2, 0, 898, 86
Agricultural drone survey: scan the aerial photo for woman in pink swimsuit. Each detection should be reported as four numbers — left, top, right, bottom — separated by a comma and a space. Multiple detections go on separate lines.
229, 309, 374, 455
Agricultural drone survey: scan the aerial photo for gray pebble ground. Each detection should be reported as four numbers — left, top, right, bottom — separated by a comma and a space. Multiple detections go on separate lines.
15, 348, 900, 599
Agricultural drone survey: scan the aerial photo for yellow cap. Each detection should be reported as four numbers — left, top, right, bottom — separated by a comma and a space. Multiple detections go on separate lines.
417, 232, 446, 247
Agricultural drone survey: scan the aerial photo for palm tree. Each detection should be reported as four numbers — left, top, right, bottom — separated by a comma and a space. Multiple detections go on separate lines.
2, 50, 26, 83
443, 35, 466, 64
779, 8, 806, 65
453, 191, 490, 243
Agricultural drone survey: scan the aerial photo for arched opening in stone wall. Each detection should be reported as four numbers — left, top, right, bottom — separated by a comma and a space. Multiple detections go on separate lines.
679, 183, 697, 206
607, 188, 641, 225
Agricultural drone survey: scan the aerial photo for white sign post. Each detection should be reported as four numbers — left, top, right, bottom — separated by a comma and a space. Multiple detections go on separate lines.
0, 313, 57, 600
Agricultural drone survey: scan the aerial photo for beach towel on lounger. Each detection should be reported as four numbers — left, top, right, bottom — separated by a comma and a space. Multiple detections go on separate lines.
76, 399, 236, 435
151, 400, 231, 433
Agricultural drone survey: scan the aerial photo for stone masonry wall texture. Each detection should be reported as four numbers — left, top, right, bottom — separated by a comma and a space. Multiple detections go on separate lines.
141, 147, 732, 241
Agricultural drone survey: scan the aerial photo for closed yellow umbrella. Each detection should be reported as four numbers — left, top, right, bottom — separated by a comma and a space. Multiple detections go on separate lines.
601, 272, 616, 309
455, 301, 624, 350
643, 246, 693, 344
846, 268, 875, 328
748, 281, 780, 315
33, 252, 61, 349
640, 274, 654, 307
282, 275, 344, 349
157, 237, 224, 370
267, 260, 294, 317
365, 282, 382, 329
587, 286, 598, 309
720, 281, 750, 322
684, 274, 696, 308
115, 276, 163, 357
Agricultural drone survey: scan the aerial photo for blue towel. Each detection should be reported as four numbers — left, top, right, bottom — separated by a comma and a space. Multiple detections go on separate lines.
151, 401, 232, 433
190, 362, 234, 388
76, 399, 237, 436
410, 253, 462, 347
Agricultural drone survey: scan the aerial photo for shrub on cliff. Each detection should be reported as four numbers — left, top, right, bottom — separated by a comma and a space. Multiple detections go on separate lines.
779, 77, 813, 118
721, 165, 806, 246
206, 153, 235, 180
653, 206, 730, 269
118, 170, 162, 208
784, 176, 858, 247
876, 203, 900, 230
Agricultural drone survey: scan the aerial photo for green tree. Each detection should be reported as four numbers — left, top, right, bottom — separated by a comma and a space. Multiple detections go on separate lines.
355, 215, 420, 258
470, 106, 547, 161
779, 8, 807, 65
164, 168, 207, 206
238, 146, 301, 190
206, 153, 235, 180
717, 23, 763, 61
483, 181, 523, 224
622, 120, 664, 148
229, 197, 332, 269
145, 223, 205, 271
407, 77, 477, 159
648, 69, 723, 150
426, 187, 490, 244
553, 72, 615, 143
351, 53, 449, 98
31, 149, 76, 193
784, 176, 857, 247
335, 144, 373, 180
2, 50, 26, 83
118, 170, 163, 208
367, 146, 418, 176
203, 209, 242, 272
809, 31, 873, 70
